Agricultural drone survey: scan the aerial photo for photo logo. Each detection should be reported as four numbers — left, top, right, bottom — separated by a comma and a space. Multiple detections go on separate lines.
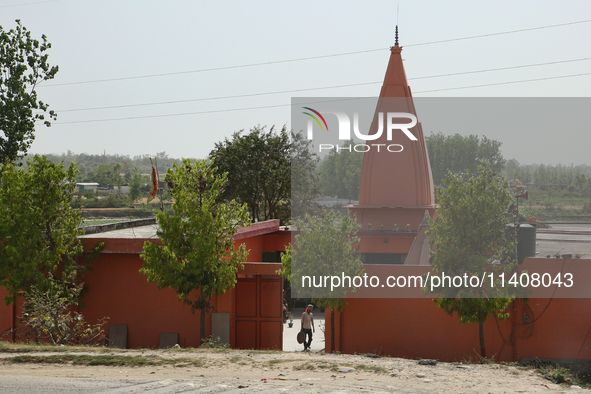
302, 107, 329, 132
303, 107, 418, 153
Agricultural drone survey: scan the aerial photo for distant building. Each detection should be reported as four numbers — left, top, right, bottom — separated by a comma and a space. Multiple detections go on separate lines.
76, 182, 99, 193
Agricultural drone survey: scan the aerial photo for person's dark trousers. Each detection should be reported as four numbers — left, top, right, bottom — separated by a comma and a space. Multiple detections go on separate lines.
303, 328, 313, 349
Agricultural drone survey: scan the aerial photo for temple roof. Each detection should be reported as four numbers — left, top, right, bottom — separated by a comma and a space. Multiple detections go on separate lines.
356, 28, 435, 209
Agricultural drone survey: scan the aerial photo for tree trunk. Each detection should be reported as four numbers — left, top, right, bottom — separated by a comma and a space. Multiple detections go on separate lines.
331, 308, 335, 353
479, 321, 486, 359
200, 309, 206, 344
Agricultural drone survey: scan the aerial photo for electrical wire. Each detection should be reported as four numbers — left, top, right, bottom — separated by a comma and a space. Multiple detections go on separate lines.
54, 57, 591, 113
50, 71, 591, 125
38, 19, 591, 88
0, 0, 58, 8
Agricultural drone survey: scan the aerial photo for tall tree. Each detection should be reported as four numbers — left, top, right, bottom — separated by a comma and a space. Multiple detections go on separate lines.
0, 155, 93, 304
209, 125, 319, 224
317, 140, 363, 200
140, 158, 250, 341
290, 131, 320, 219
426, 133, 505, 186
128, 166, 144, 202
425, 160, 516, 358
0, 20, 58, 164
282, 208, 364, 352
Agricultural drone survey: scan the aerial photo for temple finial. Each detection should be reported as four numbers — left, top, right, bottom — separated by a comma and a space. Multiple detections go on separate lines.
395, 25, 399, 47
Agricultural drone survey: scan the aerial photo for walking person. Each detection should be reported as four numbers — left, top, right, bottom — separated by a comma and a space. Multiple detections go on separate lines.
301, 304, 315, 351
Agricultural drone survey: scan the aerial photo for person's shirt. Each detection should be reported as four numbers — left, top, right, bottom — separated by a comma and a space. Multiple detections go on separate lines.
301, 311, 314, 329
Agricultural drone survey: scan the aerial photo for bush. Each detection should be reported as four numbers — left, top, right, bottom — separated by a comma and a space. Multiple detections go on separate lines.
19, 277, 108, 346
199, 335, 230, 349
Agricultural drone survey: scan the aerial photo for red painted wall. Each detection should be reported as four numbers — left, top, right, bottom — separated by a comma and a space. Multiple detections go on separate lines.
324, 258, 591, 362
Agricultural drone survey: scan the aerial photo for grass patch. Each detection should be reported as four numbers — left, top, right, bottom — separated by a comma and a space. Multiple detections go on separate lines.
353, 363, 388, 374
246, 349, 282, 355
538, 365, 574, 385
0, 343, 119, 354
293, 361, 339, 372
6, 354, 205, 368
266, 358, 304, 367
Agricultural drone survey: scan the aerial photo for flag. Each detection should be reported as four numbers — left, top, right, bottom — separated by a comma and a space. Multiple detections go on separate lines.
147, 160, 158, 203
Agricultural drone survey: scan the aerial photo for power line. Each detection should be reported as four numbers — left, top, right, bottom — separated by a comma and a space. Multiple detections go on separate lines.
55, 57, 591, 113
405, 19, 591, 47
413, 72, 591, 94
52, 72, 591, 125
39, 19, 591, 88
56, 82, 382, 113
0, 0, 58, 8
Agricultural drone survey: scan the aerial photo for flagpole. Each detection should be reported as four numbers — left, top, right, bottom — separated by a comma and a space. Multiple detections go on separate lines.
154, 157, 164, 212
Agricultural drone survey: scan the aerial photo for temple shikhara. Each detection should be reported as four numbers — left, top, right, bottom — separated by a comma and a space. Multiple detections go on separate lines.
350, 28, 435, 267
1, 29, 591, 366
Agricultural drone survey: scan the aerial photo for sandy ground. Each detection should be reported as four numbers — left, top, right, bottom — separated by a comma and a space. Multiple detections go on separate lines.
0, 348, 585, 393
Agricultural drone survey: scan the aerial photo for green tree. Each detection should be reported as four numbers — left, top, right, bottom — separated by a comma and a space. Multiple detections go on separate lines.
317, 140, 363, 200
0, 155, 92, 304
426, 133, 505, 186
282, 209, 364, 352
290, 131, 320, 219
128, 166, 143, 202
425, 160, 516, 358
209, 125, 319, 224
0, 20, 58, 164
140, 158, 251, 341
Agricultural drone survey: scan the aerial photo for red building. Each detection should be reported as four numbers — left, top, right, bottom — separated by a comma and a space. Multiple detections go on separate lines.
1, 220, 291, 350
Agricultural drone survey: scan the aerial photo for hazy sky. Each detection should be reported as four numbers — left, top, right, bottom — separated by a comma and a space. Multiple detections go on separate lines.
2, 0, 590, 165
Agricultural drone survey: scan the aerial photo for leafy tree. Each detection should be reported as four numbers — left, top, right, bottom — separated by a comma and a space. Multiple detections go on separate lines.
290, 131, 320, 219
0, 155, 93, 304
317, 140, 363, 200
128, 166, 144, 202
426, 133, 505, 186
209, 125, 319, 224
209, 126, 289, 223
90, 163, 121, 189
0, 20, 58, 164
425, 160, 516, 358
140, 158, 251, 341
282, 208, 364, 352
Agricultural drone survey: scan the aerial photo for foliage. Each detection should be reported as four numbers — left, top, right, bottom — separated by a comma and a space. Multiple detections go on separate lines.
426, 132, 505, 186
19, 277, 108, 346
0, 20, 58, 164
290, 131, 321, 219
425, 160, 517, 358
0, 155, 95, 305
209, 125, 319, 224
540, 365, 573, 385
140, 158, 250, 340
317, 140, 363, 200
128, 166, 144, 202
199, 335, 230, 349
88, 163, 122, 189
503, 159, 591, 191
71, 192, 133, 209
283, 208, 364, 352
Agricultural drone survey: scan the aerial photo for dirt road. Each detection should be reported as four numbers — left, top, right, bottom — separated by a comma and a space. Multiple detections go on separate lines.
0, 347, 583, 393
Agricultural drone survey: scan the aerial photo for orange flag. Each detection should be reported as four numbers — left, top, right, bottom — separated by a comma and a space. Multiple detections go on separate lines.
147, 159, 158, 203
